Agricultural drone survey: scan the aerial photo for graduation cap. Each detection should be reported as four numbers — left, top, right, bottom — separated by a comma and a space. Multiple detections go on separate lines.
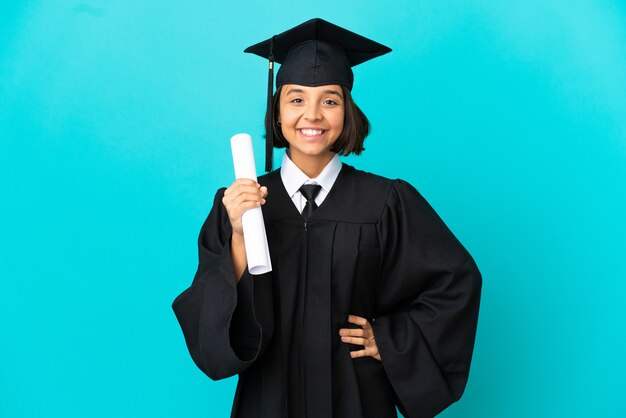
244, 18, 391, 171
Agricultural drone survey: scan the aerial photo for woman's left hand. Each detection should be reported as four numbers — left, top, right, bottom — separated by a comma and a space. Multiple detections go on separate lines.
339, 315, 381, 361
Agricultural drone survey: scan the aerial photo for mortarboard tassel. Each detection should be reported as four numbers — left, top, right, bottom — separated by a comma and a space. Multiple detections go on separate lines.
264, 37, 275, 172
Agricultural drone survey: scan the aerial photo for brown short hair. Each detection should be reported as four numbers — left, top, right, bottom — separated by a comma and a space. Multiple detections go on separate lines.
265, 86, 370, 156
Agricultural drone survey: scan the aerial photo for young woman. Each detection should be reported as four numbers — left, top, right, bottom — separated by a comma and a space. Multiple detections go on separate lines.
173, 18, 482, 418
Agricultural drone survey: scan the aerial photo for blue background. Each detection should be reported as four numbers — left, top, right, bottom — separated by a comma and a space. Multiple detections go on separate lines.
1, 1, 625, 417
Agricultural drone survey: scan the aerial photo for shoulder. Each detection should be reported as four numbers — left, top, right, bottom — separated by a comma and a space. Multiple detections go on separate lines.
338, 164, 434, 222
338, 164, 394, 221
257, 168, 282, 189
342, 164, 428, 209
342, 164, 394, 192
387, 178, 435, 215
207, 187, 228, 214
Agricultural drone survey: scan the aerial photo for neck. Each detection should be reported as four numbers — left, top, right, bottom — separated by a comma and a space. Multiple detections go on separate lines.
289, 151, 335, 178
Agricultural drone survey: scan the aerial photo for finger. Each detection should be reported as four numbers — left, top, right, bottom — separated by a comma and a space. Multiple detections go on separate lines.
233, 178, 259, 187
348, 315, 368, 327
223, 195, 265, 210
349, 349, 371, 359
228, 192, 264, 206
233, 193, 263, 203
225, 180, 260, 196
340, 336, 368, 346
260, 186, 268, 197
338, 328, 365, 337
225, 185, 264, 200
237, 200, 262, 214
226, 198, 262, 213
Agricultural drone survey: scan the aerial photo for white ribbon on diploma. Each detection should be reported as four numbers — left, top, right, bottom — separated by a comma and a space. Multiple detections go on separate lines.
230, 133, 272, 275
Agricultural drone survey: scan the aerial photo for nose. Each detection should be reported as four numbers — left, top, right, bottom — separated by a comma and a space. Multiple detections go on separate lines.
303, 102, 322, 121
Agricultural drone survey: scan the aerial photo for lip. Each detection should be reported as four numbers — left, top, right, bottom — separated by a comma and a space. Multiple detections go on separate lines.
297, 128, 327, 140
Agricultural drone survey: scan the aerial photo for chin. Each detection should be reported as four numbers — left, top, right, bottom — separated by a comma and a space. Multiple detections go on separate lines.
298, 145, 333, 156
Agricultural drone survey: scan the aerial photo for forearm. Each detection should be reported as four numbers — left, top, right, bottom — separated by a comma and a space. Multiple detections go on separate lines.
230, 231, 247, 282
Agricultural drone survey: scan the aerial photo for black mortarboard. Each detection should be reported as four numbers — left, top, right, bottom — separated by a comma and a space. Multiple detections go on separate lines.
244, 18, 391, 171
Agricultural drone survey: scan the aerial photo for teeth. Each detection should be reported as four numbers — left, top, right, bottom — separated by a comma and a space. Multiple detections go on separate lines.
300, 129, 323, 136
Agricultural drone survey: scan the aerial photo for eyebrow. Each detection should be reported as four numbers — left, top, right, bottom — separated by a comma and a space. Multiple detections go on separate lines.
285, 88, 343, 98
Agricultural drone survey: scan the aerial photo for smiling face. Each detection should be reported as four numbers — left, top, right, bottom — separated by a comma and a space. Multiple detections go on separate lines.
277, 84, 345, 165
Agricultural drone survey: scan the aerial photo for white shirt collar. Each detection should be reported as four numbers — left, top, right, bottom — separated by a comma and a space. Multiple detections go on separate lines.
280, 151, 342, 198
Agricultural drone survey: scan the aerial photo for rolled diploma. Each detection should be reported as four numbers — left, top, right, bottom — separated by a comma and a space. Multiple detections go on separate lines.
230, 133, 272, 275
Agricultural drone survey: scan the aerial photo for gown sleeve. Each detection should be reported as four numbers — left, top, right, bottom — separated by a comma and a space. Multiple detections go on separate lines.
372, 180, 482, 418
171, 188, 274, 380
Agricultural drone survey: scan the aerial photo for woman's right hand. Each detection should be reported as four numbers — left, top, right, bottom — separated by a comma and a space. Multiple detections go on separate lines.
222, 179, 268, 236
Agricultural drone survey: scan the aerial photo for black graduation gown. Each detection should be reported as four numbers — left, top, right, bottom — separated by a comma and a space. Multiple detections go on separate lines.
172, 164, 482, 418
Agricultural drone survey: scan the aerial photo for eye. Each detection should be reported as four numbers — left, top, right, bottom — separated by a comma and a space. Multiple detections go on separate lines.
323, 99, 341, 106
290, 98, 303, 104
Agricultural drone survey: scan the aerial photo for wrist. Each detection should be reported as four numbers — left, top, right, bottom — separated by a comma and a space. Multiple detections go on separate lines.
231, 230, 245, 246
